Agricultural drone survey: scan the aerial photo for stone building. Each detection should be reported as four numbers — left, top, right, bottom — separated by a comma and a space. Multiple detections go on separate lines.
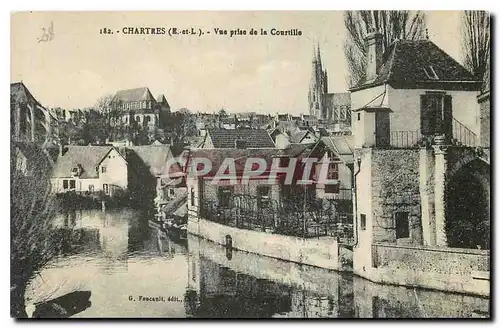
11, 82, 53, 143
112, 87, 171, 131
308, 45, 351, 126
349, 31, 490, 297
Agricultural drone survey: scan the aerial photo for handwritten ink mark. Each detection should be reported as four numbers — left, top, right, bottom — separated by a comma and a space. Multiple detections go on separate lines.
38, 21, 54, 43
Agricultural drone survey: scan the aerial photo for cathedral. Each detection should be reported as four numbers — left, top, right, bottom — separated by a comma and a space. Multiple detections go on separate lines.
308, 44, 351, 128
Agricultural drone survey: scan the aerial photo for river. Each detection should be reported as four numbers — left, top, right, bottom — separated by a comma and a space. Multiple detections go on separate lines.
24, 209, 489, 318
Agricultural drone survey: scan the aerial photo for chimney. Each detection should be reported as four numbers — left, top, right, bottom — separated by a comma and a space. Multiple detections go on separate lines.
365, 30, 383, 81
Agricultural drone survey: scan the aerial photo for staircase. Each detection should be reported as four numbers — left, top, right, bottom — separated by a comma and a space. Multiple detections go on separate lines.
452, 118, 477, 147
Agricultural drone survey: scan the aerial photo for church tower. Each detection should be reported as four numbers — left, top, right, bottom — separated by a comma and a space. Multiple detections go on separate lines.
308, 44, 328, 119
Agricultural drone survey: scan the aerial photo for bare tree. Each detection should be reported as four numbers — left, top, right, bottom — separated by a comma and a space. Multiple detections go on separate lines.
460, 11, 490, 82
11, 143, 61, 317
344, 10, 427, 87
93, 94, 120, 142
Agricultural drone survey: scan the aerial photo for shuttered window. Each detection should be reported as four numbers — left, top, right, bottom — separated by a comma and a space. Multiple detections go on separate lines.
420, 93, 452, 137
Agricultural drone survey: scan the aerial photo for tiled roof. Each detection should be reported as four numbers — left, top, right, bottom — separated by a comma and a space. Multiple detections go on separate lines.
187, 148, 283, 176
52, 146, 113, 178
207, 129, 275, 148
126, 145, 172, 176
351, 40, 482, 91
113, 87, 155, 103
187, 143, 326, 177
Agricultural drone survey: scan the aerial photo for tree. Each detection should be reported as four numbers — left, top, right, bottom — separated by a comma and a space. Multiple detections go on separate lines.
163, 108, 197, 143
460, 11, 490, 82
11, 144, 61, 317
343, 10, 427, 87
93, 94, 121, 141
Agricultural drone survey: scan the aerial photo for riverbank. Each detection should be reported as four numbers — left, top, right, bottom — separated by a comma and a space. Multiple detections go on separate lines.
188, 216, 490, 299
188, 234, 490, 318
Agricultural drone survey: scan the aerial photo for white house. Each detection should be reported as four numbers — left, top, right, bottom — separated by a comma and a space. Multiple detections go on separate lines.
350, 32, 483, 149
51, 146, 129, 196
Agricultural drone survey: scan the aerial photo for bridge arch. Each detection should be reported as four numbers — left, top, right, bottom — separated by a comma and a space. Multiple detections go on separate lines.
445, 158, 490, 249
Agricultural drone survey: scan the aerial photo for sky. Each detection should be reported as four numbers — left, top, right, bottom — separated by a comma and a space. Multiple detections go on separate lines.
11, 11, 463, 115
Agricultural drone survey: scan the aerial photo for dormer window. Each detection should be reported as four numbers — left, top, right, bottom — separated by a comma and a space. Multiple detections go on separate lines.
71, 164, 82, 177
423, 66, 439, 80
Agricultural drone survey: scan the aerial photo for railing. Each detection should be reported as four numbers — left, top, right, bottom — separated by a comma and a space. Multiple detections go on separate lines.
452, 118, 477, 147
389, 130, 421, 149
201, 196, 354, 243
326, 188, 352, 201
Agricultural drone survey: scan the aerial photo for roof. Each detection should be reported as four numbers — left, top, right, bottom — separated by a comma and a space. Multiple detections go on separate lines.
320, 135, 354, 165
350, 40, 482, 92
11, 82, 43, 107
187, 143, 326, 178
187, 148, 283, 176
290, 130, 308, 143
52, 146, 114, 178
156, 94, 170, 107
326, 92, 351, 107
113, 87, 155, 103
126, 145, 172, 176
207, 129, 275, 148
161, 191, 187, 216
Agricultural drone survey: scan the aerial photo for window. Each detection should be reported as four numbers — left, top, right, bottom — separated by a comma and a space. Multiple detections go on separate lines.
327, 162, 339, 180
325, 183, 339, 194
190, 188, 195, 207
170, 189, 175, 196
89, 185, 94, 192
63, 179, 69, 189
101, 166, 107, 173
395, 211, 410, 239
69, 180, 76, 189
218, 186, 233, 208
357, 113, 361, 121
103, 184, 109, 194
360, 214, 366, 231
136, 115, 141, 123
420, 93, 452, 137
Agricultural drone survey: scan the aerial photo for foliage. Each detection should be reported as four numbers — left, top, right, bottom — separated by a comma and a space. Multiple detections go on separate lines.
343, 10, 427, 87
460, 11, 490, 83
162, 108, 198, 143
11, 143, 61, 317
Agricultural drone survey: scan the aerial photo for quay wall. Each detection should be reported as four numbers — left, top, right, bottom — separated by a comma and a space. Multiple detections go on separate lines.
354, 242, 490, 297
188, 217, 340, 271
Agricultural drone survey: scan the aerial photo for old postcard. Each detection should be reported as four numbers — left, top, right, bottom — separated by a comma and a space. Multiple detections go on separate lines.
10, 10, 490, 318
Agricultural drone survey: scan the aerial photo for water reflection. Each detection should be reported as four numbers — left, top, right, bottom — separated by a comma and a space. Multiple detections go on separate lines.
25, 210, 489, 318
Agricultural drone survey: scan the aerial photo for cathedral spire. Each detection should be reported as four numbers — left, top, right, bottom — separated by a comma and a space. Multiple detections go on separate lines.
317, 43, 322, 65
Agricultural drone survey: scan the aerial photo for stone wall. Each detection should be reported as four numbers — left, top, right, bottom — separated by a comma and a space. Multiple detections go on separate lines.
479, 95, 490, 148
367, 242, 490, 297
370, 149, 421, 245
188, 217, 340, 271
352, 274, 490, 318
